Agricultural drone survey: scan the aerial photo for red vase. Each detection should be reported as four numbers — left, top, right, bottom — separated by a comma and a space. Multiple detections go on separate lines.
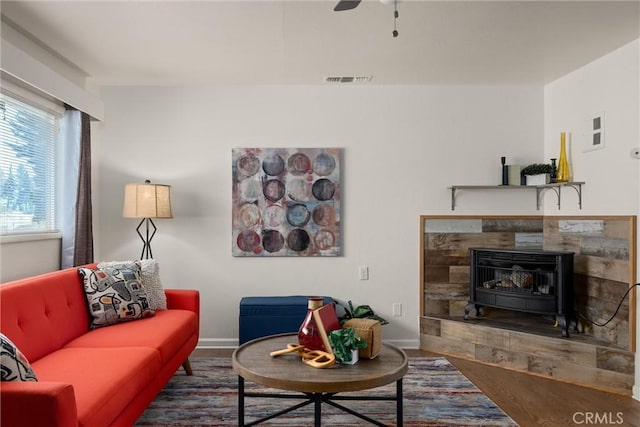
298, 297, 324, 351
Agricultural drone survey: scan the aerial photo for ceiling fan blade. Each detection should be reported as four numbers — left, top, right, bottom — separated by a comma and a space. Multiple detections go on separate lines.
334, 0, 361, 12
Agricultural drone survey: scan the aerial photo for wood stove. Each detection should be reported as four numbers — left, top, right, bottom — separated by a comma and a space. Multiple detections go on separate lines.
465, 247, 574, 337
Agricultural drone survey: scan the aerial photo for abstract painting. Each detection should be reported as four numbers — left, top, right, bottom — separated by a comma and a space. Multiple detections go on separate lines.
232, 148, 341, 257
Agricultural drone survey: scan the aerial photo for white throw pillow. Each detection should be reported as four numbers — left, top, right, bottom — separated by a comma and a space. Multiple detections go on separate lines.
98, 259, 167, 310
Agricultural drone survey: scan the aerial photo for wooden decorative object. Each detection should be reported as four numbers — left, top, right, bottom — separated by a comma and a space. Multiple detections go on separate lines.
343, 318, 381, 359
313, 303, 342, 354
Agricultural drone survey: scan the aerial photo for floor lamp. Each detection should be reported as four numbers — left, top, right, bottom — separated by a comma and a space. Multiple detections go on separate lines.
122, 180, 173, 259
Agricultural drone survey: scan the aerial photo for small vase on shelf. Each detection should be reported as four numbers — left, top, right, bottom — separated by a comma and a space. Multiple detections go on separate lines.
550, 158, 557, 183
556, 133, 570, 182
501, 156, 508, 185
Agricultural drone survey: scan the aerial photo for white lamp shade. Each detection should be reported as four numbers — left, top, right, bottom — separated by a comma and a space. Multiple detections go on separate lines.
123, 182, 173, 219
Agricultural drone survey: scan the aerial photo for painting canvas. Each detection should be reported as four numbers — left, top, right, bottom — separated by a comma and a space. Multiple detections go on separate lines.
232, 148, 341, 257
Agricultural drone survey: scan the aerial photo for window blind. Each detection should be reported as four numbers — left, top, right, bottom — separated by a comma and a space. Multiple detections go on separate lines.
0, 93, 59, 234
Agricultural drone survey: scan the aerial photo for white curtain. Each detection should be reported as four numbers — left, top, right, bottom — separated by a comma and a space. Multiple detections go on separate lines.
58, 110, 81, 269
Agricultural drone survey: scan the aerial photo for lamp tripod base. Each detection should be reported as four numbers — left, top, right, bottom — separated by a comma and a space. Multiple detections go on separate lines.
136, 218, 157, 260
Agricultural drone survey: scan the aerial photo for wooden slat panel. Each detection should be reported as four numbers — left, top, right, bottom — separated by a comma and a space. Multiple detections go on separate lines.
449, 266, 470, 284
475, 344, 529, 370
574, 254, 629, 283
427, 232, 515, 250
558, 219, 605, 234
424, 266, 449, 283
425, 283, 468, 300
509, 332, 596, 366
482, 219, 543, 232
604, 218, 634, 239
449, 300, 468, 316
424, 218, 483, 233
596, 347, 634, 375
580, 237, 629, 260
419, 317, 441, 336
419, 334, 475, 359
424, 249, 469, 266
423, 299, 449, 316
574, 275, 631, 302
440, 320, 510, 350
528, 354, 634, 394
543, 219, 582, 252
515, 232, 544, 248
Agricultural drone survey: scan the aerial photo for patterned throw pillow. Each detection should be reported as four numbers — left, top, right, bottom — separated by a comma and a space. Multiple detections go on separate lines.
1, 333, 37, 382
78, 264, 155, 329
98, 259, 167, 310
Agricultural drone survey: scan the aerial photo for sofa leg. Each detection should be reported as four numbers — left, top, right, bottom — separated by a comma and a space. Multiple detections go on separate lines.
182, 359, 193, 375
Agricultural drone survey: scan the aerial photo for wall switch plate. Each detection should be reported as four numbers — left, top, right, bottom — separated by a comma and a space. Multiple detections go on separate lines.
359, 266, 369, 280
392, 303, 402, 317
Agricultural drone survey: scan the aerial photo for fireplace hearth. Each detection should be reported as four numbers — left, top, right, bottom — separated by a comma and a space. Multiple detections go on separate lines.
420, 216, 635, 394
464, 247, 574, 337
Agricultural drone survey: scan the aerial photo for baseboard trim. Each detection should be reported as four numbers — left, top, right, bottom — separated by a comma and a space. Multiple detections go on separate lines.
633, 385, 640, 401
198, 338, 238, 349
384, 339, 420, 349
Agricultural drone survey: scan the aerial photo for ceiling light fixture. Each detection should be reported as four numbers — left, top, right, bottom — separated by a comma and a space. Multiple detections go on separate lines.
391, 0, 399, 38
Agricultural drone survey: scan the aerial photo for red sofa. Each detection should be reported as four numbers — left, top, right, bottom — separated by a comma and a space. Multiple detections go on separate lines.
0, 264, 200, 427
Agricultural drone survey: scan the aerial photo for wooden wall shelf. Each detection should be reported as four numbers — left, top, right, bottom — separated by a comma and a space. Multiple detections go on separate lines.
447, 182, 585, 211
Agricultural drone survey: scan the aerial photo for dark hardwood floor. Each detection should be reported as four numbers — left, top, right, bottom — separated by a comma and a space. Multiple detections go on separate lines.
192, 347, 640, 426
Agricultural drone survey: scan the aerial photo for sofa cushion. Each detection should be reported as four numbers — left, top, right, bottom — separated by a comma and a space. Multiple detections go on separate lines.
77, 265, 155, 329
0, 266, 92, 364
0, 333, 37, 382
64, 310, 198, 365
31, 347, 161, 427
98, 259, 167, 310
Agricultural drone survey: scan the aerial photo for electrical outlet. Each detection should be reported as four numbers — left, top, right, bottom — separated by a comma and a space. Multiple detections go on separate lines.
359, 266, 369, 280
392, 303, 402, 317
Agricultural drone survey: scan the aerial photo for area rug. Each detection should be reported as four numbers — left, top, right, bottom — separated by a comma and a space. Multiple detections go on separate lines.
136, 357, 518, 426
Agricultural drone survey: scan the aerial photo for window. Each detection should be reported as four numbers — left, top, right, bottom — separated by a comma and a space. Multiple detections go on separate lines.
0, 92, 60, 235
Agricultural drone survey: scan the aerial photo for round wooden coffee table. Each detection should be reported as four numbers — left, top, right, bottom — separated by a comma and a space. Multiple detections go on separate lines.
232, 333, 408, 426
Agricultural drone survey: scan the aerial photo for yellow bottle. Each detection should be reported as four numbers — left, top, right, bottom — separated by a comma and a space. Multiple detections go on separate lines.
556, 132, 570, 182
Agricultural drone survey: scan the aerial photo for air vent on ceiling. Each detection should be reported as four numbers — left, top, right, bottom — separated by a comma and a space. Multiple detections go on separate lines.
324, 76, 373, 84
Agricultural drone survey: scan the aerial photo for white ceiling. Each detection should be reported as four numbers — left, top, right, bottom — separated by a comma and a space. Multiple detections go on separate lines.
1, 0, 639, 86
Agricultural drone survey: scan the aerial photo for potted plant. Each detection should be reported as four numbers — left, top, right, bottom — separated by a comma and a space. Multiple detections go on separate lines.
521, 163, 553, 186
328, 327, 367, 364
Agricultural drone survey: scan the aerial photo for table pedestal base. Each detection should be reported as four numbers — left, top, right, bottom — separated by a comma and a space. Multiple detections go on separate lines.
238, 376, 403, 427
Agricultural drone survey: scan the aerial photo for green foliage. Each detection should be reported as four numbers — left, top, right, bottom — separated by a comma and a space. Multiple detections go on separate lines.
328, 327, 367, 363
521, 163, 553, 176
343, 301, 389, 325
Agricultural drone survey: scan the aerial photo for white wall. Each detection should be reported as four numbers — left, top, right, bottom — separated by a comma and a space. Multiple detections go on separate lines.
544, 40, 639, 215
0, 235, 61, 282
544, 39, 640, 399
94, 85, 543, 348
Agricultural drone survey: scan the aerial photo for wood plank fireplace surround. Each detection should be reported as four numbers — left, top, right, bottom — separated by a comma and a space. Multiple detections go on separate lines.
420, 215, 636, 395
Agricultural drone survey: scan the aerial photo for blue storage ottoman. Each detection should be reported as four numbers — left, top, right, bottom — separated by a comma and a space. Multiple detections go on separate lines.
239, 296, 332, 344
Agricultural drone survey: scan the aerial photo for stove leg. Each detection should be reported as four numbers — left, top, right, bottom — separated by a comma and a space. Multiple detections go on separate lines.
557, 315, 570, 338
464, 303, 482, 319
